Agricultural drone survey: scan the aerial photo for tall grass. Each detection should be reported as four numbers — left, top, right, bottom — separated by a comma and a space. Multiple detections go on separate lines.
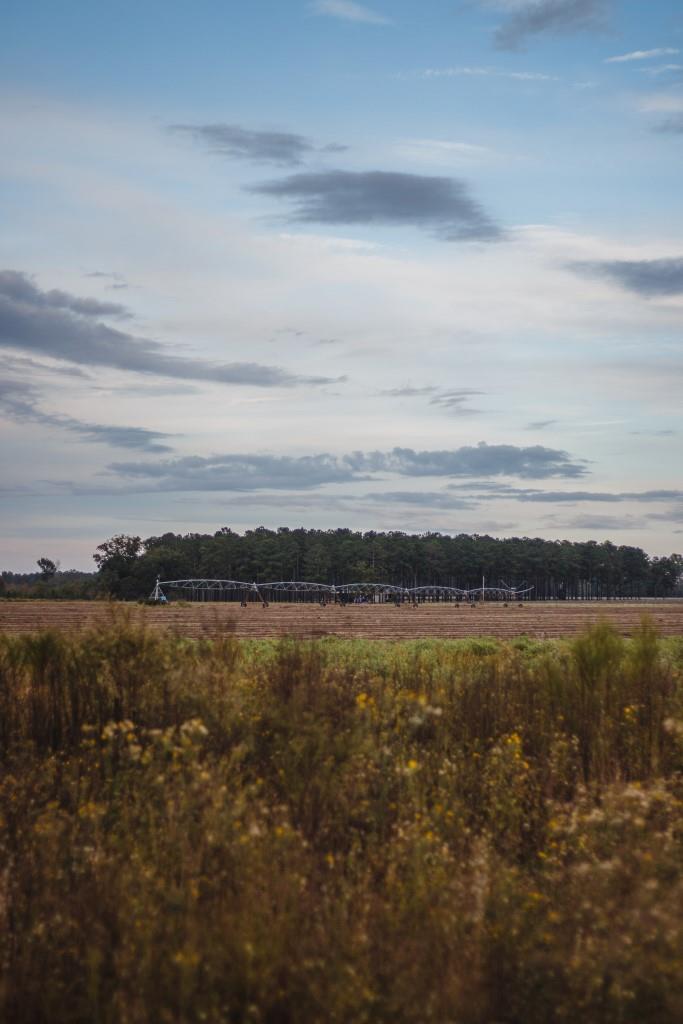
1, 615, 683, 1022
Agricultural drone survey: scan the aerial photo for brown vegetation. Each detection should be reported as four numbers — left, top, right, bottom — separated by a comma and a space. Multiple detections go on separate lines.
1, 598, 683, 640
1, 618, 683, 1021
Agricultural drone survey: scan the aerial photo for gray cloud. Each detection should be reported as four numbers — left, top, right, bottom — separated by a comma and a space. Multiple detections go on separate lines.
515, 488, 683, 504
654, 114, 683, 134
109, 453, 365, 491
630, 428, 677, 437
376, 444, 587, 478
84, 270, 128, 290
570, 257, 683, 296
170, 123, 347, 167
560, 514, 645, 531
448, 482, 683, 504
0, 379, 173, 453
0, 270, 130, 319
0, 271, 341, 388
526, 419, 557, 429
248, 170, 501, 241
0, 353, 91, 379
492, 0, 609, 51
381, 385, 483, 413
106, 441, 587, 493
381, 385, 439, 397
360, 490, 478, 510
429, 389, 483, 412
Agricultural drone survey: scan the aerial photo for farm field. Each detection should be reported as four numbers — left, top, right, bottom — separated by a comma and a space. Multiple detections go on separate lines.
1, 597, 682, 639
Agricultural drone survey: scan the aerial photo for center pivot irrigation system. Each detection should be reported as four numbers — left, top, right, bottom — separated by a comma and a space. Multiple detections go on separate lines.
150, 578, 534, 604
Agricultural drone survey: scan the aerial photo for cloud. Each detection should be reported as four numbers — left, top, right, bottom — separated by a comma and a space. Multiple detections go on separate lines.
84, 270, 128, 290
109, 453, 366, 491
492, 0, 609, 51
559, 514, 646, 531
311, 1, 390, 25
418, 67, 557, 82
655, 114, 683, 134
0, 269, 130, 319
105, 441, 587, 493
381, 385, 439, 397
449, 482, 683, 504
0, 271, 341, 387
605, 48, 679, 64
377, 444, 587, 478
526, 419, 557, 429
0, 379, 173, 453
429, 389, 483, 412
630, 429, 677, 437
169, 123, 347, 167
640, 65, 683, 79
0, 353, 91, 379
638, 93, 683, 113
360, 490, 478, 510
381, 385, 483, 412
248, 170, 501, 241
570, 257, 683, 296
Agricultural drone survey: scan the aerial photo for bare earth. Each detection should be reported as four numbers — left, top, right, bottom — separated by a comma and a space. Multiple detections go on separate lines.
1, 599, 682, 640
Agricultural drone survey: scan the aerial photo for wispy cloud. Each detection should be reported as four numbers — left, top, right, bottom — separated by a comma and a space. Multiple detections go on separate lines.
570, 257, 683, 296
417, 66, 558, 82
310, 1, 390, 25
559, 514, 646, 531
381, 385, 440, 398
654, 114, 683, 134
381, 385, 483, 413
248, 170, 502, 241
0, 379, 173, 453
0, 271, 342, 388
490, 0, 609, 52
395, 139, 494, 166
605, 48, 679, 64
640, 64, 683, 79
169, 123, 347, 167
460, 484, 683, 504
84, 270, 128, 290
360, 490, 479, 510
105, 442, 588, 492
638, 93, 683, 113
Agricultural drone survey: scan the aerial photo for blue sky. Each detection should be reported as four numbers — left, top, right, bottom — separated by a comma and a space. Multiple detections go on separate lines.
1, 0, 682, 570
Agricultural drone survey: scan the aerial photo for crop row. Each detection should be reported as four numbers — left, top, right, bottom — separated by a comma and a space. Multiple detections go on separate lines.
1, 599, 682, 639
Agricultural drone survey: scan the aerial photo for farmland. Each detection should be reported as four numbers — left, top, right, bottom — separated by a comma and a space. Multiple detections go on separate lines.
1, 596, 683, 640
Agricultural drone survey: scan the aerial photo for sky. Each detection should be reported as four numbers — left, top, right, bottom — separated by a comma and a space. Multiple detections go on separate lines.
1, 0, 682, 571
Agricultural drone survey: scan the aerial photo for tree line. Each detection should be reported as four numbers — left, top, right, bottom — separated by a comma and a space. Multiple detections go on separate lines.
90, 527, 683, 601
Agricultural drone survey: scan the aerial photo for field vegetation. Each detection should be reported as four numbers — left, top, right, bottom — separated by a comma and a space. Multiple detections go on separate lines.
2, 616, 683, 1022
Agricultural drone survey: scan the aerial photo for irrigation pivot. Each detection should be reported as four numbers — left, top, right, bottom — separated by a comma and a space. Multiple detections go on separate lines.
149, 577, 534, 603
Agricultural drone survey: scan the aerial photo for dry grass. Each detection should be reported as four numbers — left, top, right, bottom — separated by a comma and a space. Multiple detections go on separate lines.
1, 615, 683, 1022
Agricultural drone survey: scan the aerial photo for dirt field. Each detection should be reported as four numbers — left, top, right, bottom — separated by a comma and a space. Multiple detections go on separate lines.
1, 599, 682, 640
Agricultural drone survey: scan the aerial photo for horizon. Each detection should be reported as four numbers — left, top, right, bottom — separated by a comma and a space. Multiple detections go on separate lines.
2, 0, 682, 572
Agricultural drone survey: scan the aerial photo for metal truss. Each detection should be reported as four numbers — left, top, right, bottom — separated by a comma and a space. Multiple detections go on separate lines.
150, 577, 534, 602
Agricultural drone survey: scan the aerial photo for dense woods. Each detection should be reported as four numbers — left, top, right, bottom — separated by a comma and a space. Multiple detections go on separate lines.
88, 527, 683, 600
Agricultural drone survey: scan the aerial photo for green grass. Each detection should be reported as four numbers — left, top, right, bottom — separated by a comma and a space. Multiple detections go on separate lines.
2, 615, 683, 1022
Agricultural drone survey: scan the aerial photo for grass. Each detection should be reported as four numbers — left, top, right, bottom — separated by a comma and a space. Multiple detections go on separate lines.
2, 615, 683, 1022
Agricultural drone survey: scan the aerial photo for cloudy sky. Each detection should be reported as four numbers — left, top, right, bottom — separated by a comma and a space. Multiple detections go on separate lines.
1, 0, 682, 570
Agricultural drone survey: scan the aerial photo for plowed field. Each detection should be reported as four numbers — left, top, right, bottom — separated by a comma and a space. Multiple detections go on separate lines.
1, 600, 682, 640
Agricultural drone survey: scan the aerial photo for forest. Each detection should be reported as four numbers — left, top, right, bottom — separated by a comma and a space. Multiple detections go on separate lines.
84, 528, 683, 601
